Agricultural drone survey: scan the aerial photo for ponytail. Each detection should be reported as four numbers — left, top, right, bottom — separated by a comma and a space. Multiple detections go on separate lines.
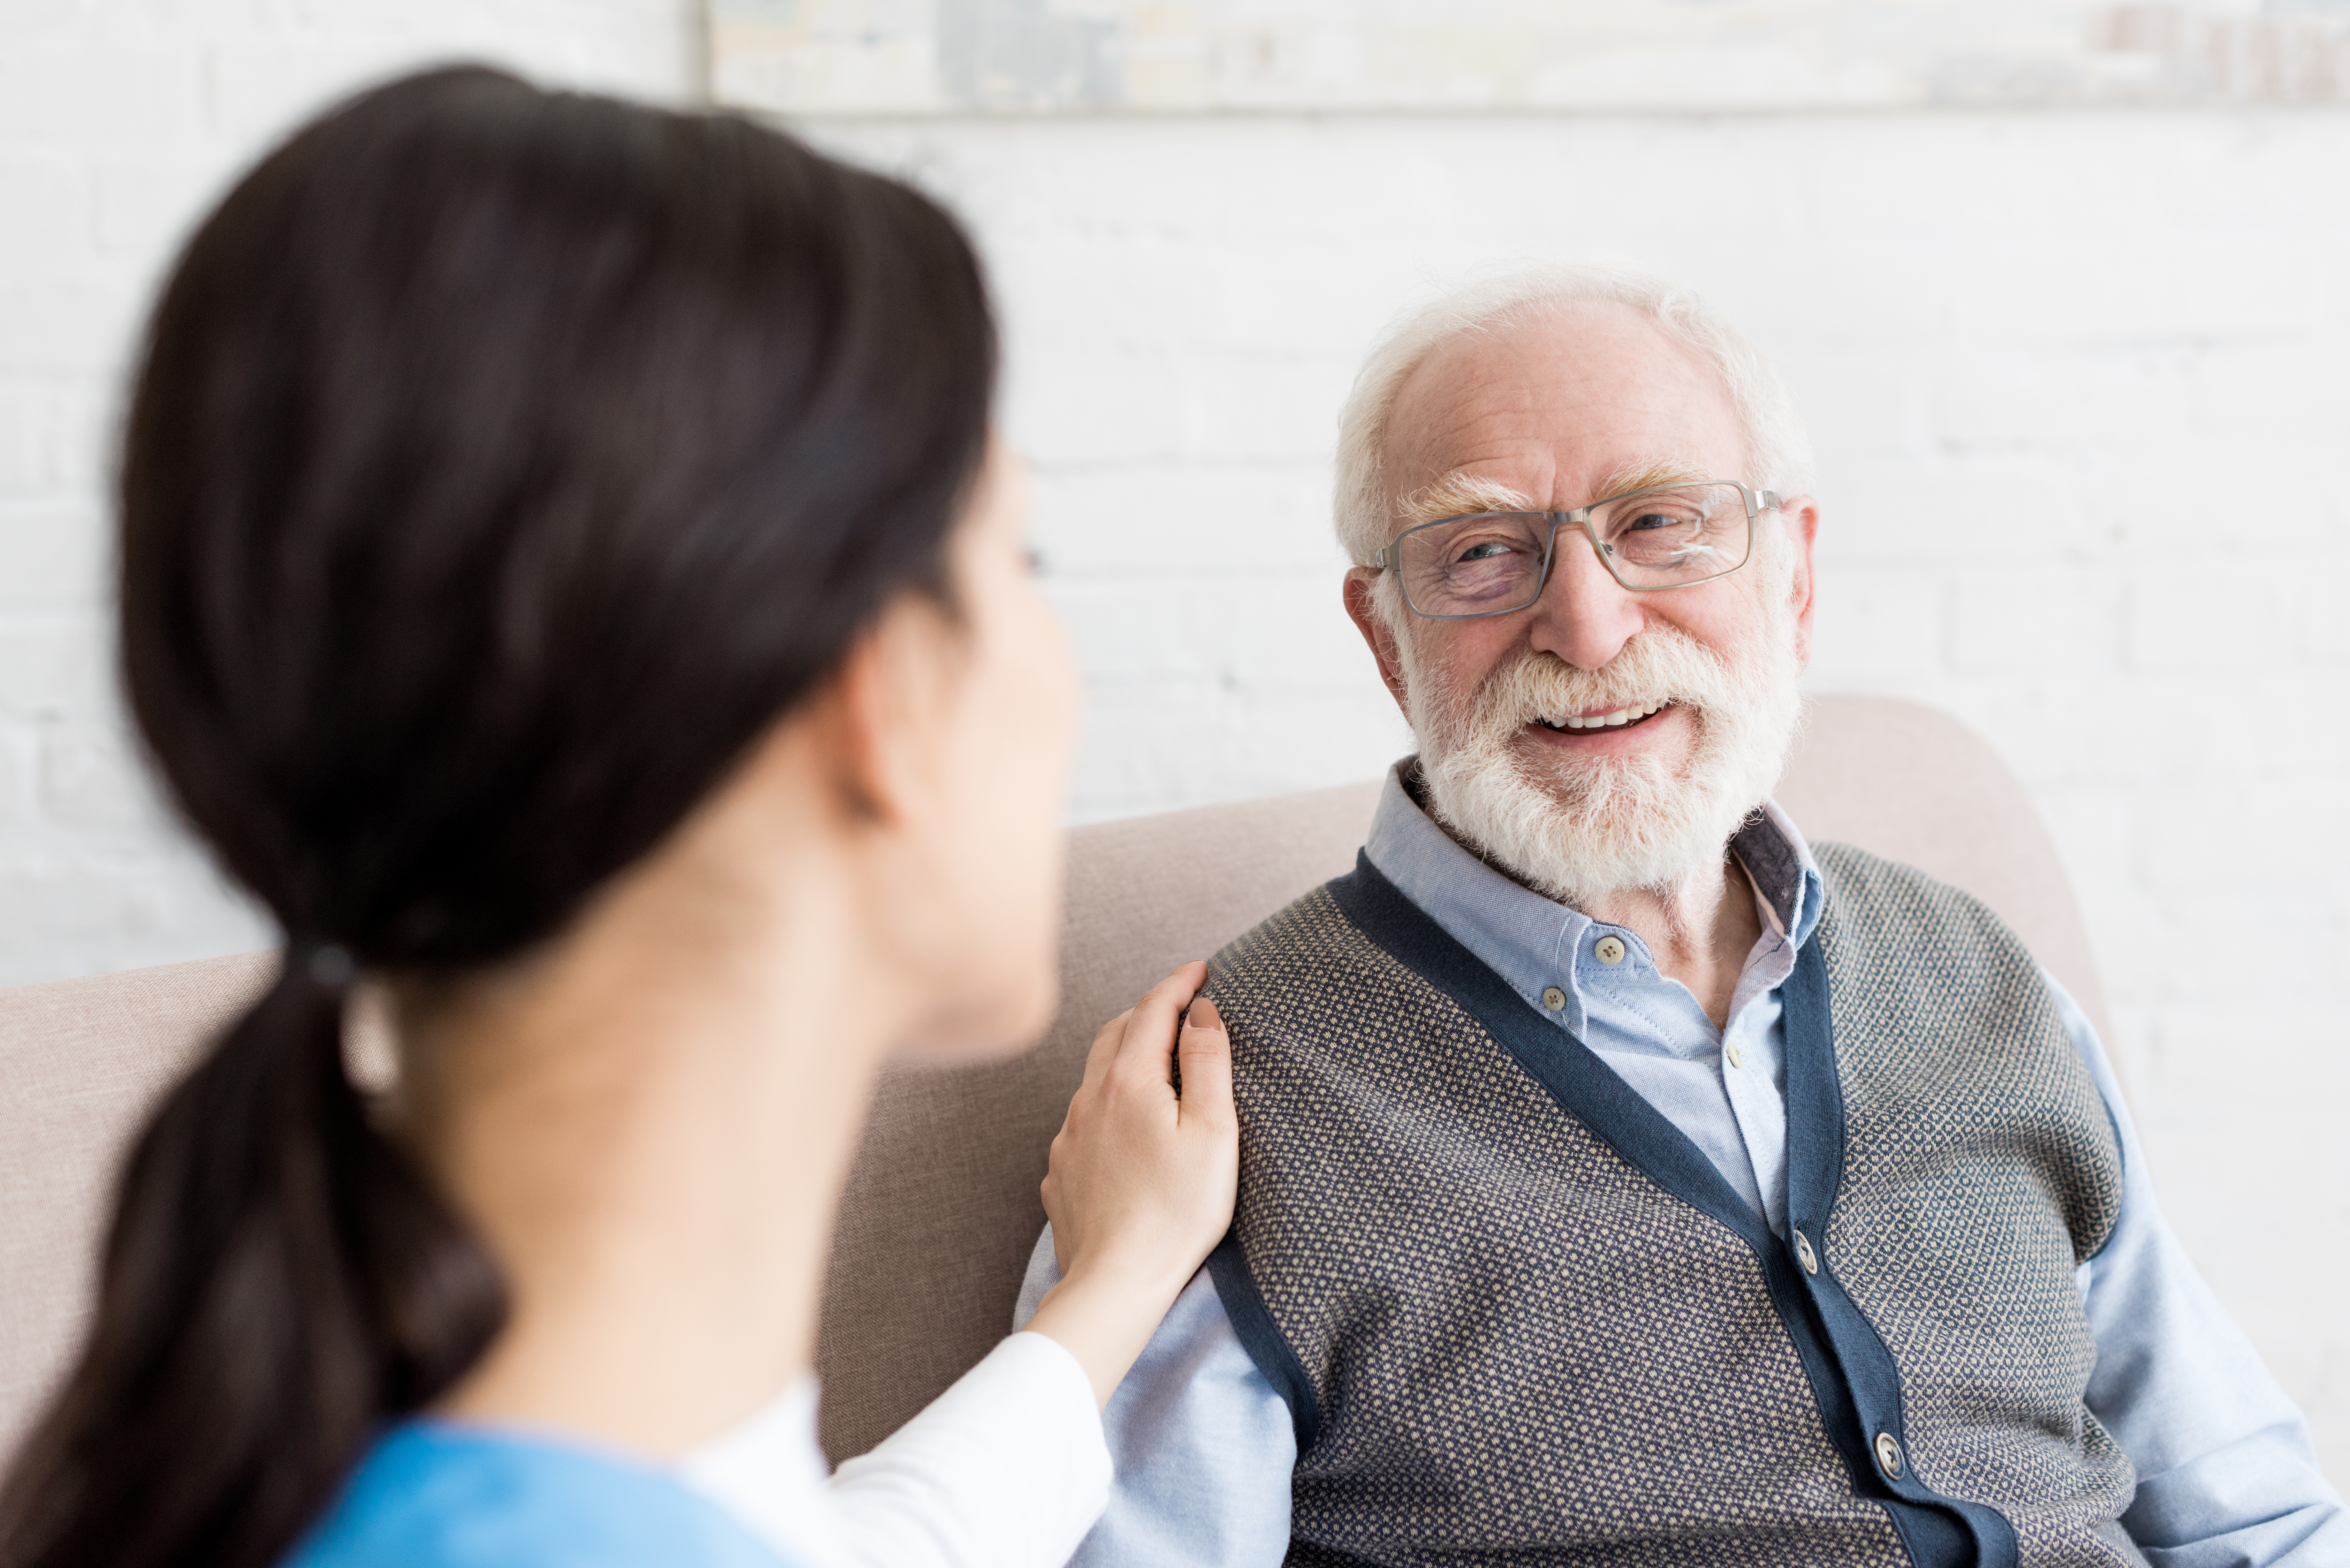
0, 952, 505, 1568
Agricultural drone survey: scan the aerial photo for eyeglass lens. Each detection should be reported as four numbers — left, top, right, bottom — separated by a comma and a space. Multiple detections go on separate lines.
1396, 484, 1750, 616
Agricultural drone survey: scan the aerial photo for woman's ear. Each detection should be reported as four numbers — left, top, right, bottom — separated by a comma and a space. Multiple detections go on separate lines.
813, 593, 957, 830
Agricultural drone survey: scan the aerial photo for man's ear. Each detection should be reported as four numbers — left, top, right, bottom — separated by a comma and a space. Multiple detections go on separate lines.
1342, 568, 1412, 717
1777, 495, 1823, 671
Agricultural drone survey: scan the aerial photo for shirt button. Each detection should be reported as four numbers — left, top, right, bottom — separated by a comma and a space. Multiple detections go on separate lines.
1594, 935, 1626, 965
1725, 1039, 1744, 1069
1793, 1229, 1819, 1276
1541, 985, 1566, 1011
1874, 1431, 1903, 1479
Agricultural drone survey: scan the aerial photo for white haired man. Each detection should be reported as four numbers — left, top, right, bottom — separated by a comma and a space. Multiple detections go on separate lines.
1016, 268, 2345, 1566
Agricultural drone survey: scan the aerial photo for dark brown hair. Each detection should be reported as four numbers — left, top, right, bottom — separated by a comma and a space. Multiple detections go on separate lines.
0, 64, 995, 1568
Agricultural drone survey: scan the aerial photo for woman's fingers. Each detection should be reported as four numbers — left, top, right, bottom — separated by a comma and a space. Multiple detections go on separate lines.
1027, 961, 1240, 1408
1110, 960, 1208, 1082
1053, 962, 1209, 1220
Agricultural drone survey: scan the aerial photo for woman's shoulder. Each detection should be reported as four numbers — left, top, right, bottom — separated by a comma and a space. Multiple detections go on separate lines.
286, 1419, 797, 1568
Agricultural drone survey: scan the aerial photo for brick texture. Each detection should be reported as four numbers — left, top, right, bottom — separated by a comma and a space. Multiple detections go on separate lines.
0, 0, 2342, 1496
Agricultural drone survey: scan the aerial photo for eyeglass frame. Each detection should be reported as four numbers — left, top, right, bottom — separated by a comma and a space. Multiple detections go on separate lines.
1370, 478, 1783, 619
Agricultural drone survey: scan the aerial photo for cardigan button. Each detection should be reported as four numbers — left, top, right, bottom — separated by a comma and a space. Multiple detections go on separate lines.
1793, 1229, 1819, 1276
1875, 1431, 1904, 1478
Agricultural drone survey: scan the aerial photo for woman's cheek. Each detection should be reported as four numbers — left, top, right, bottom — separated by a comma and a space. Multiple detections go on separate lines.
1004, 596, 1077, 1028
940, 590, 1071, 1043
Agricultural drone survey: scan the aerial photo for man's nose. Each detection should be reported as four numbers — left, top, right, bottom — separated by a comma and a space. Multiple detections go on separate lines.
1525, 529, 1646, 672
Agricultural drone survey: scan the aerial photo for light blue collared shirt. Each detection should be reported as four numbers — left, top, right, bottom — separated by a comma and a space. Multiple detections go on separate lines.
1017, 765, 2347, 1567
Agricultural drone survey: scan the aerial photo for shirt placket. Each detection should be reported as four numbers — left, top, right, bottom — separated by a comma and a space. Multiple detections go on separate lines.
1717, 945, 1794, 1235
1719, 861, 1800, 1234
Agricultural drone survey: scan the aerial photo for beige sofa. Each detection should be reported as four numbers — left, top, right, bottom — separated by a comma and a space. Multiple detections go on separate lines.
0, 694, 2108, 1474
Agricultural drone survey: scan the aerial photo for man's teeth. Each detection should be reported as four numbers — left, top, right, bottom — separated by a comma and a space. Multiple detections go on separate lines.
1549, 699, 1667, 730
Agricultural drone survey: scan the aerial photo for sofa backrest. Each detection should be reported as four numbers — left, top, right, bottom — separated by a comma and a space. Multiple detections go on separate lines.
0, 694, 2108, 1474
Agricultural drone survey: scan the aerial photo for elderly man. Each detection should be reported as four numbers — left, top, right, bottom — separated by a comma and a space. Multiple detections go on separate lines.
1015, 267, 2344, 1567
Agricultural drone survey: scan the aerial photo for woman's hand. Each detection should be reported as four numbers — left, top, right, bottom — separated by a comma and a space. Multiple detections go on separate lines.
1023, 960, 1238, 1407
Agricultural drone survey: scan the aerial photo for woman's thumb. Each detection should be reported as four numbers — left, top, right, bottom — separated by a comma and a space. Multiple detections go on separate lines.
1177, 995, 1234, 1124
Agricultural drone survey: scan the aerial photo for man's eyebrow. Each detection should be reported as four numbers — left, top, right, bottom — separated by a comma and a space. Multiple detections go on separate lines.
1395, 459, 1719, 529
1395, 472, 1538, 527
1592, 457, 1715, 499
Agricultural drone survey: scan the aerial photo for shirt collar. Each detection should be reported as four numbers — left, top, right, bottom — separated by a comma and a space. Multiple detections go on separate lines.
1361, 759, 1824, 1031
1732, 796, 1823, 947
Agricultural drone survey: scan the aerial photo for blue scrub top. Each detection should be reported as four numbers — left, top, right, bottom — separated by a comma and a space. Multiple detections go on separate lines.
288, 1420, 793, 1568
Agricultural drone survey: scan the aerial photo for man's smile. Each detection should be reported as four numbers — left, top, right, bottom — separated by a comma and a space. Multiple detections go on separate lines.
1535, 699, 1672, 734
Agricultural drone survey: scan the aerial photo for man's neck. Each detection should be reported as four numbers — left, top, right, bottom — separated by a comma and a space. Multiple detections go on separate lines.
1398, 765, 1769, 1029
1576, 855, 1762, 1031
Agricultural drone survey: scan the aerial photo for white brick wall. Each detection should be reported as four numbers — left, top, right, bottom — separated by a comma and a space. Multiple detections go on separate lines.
1, 0, 2343, 1494
0, 0, 699, 984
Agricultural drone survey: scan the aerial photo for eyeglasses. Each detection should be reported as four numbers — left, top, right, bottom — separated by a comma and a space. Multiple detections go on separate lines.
1372, 479, 1780, 620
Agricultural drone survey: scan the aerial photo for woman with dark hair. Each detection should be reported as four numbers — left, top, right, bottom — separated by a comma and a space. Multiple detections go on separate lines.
0, 65, 1236, 1568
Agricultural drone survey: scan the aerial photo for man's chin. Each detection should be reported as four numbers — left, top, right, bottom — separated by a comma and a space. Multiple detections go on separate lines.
1421, 717, 1765, 907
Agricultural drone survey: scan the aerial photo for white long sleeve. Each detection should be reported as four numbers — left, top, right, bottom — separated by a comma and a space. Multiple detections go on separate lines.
675, 1332, 1112, 1568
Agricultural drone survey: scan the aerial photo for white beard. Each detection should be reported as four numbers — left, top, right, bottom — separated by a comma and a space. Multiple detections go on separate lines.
1401, 584, 1804, 912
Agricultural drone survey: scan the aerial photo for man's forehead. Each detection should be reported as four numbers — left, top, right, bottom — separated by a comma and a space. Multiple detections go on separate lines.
1383, 304, 1743, 512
